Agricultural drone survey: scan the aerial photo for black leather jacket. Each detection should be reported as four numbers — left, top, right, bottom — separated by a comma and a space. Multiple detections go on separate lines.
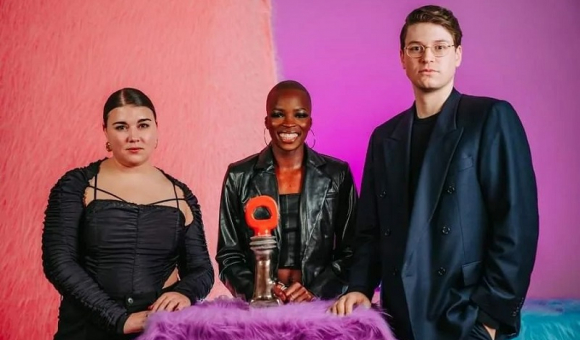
216, 146, 357, 300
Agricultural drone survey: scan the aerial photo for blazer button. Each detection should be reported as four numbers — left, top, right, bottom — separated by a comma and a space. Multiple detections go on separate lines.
512, 311, 518, 317
446, 185, 456, 194
379, 191, 387, 198
392, 268, 399, 276
384, 229, 392, 236
441, 226, 450, 235
127, 297, 134, 305
437, 267, 446, 276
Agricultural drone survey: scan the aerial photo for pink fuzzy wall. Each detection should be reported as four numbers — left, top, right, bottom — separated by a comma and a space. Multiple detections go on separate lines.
0, 1, 276, 338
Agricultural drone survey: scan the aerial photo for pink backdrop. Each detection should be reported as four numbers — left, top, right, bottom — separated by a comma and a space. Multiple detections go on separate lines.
0, 1, 276, 338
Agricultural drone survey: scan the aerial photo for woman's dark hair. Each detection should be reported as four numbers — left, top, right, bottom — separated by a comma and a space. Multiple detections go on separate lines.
103, 88, 157, 127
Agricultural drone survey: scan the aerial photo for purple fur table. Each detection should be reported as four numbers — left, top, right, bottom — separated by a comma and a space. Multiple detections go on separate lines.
138, 298, 396, 340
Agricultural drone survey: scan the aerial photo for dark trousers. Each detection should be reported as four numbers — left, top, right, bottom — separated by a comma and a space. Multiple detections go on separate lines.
54, 297, 140, 340
54, 284, 177, 340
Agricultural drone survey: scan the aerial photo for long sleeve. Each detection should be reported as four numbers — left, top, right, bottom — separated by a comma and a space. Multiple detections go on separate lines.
173, 184, 215, 302
215, 168, 255, 301
471, 101, 539, 334
42, 169, 129, 334
308, 165, 358, 299
347, 134, 383, 299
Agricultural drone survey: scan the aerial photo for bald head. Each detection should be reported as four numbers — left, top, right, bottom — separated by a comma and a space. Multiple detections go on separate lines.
266, 80, 311, 111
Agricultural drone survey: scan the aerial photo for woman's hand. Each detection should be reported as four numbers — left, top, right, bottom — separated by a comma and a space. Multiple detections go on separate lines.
275, 282, 314, 303
272, 282, 289, 303
149, 292, 191, 312
123, 311, 150, 334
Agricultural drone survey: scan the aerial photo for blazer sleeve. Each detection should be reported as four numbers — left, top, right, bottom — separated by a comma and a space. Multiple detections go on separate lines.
308, 164, 358, 299
215, 167, 255, 301
42, 169, 129, 334
471, 101, 539, 335
173, 184, 215, 302
347, 134, 383, 299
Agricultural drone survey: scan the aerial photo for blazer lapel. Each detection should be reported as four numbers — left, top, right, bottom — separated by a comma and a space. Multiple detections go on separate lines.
300, 146, 331, 254
383, 108, 414, 223
405, 90, 463, 262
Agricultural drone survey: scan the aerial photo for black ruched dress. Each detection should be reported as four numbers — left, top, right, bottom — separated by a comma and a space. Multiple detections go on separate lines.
42, 160, 214, 340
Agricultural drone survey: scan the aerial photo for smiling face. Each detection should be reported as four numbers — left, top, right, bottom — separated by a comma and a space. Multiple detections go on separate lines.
104, 105, 158, 167
265, 88, 312, 153
400, 22, 462, 94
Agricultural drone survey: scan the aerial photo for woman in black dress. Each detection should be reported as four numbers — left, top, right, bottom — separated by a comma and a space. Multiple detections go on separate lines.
42, 88, 214, 339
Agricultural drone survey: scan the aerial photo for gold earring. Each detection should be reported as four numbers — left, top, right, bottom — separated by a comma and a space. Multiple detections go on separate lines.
306, 129, 316, 149
105, 142, 112, 152
263, 128, 270, 146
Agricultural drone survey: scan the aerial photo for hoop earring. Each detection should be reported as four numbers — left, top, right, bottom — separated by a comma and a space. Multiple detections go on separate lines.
263, 128, 271, 146
105, 142, 112, 152
306, 129, 316, 149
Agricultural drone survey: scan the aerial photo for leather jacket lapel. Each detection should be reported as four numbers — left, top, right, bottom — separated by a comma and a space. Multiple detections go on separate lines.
251, 147, 280, 241
300, 147, 331, 254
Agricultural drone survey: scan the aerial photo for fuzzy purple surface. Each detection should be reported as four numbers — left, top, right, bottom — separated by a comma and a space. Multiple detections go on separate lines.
138, 298, 396, 340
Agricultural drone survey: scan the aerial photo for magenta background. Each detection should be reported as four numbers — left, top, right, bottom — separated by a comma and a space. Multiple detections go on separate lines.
272, 0, 580, 299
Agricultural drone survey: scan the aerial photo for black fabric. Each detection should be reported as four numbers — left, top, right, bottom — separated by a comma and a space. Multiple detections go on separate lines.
466, 323, 493, 340
349, 89, 538, 340
409, 110, 439, 214
81, 172, 184, 299
278, 194, 301, 269
466, 323, 507, 340
56, 283, 176, 340
55, 297, 137, 340
42, 159, 214, 339
477, 310, 501, 331
216, 145, 358, 300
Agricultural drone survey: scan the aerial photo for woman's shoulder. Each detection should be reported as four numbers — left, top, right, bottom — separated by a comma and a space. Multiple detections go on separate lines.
309, 149, 351, 172
51, 159, 103, 192
158, 169, 198, 204
158, 169, 188, 191
227, 152, 261, 174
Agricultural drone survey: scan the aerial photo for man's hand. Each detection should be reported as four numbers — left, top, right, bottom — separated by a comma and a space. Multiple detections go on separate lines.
329, 292, 371, 316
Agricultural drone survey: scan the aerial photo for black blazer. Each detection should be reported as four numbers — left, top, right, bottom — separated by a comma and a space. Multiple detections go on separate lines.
216, 145, 358, 300
349, 90, 539, 340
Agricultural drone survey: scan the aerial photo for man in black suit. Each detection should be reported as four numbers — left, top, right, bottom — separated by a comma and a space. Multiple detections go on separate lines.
330, 5, 539, 340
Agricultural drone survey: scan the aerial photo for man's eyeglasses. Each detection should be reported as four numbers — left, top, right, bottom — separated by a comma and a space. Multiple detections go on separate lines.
404, 43, 455, 58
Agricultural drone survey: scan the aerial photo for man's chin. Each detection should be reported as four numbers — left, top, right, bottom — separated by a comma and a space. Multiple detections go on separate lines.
415, 83, 442, 92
